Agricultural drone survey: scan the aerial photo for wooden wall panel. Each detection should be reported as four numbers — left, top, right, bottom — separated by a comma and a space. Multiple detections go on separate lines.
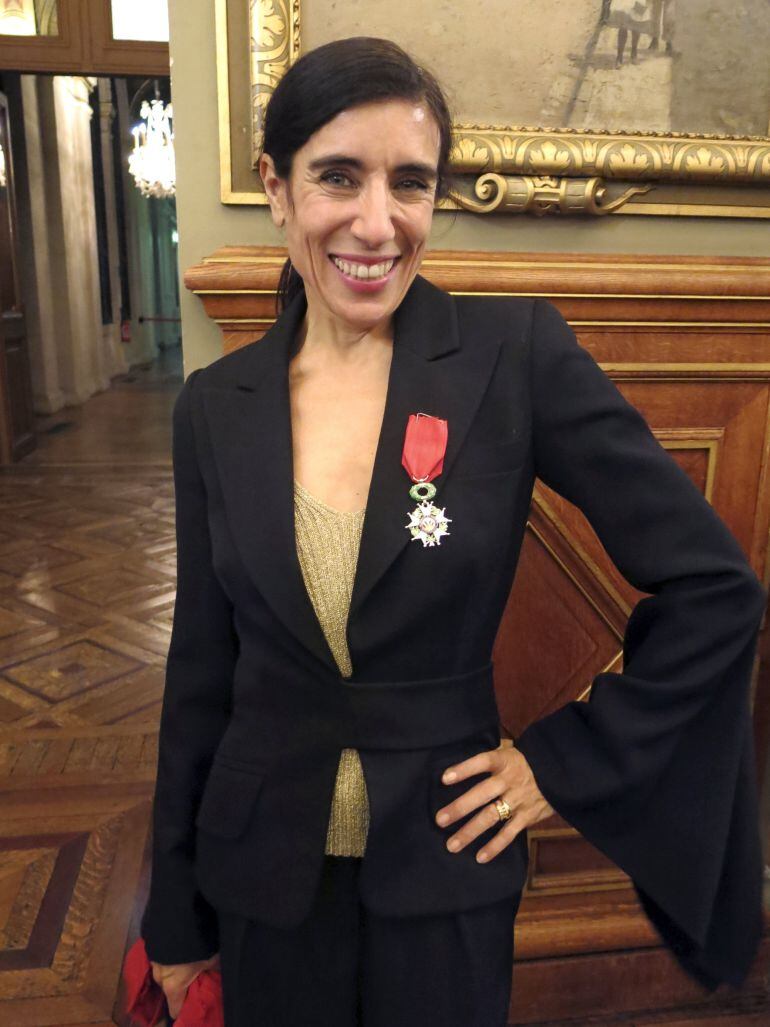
184, 246, 770, 1024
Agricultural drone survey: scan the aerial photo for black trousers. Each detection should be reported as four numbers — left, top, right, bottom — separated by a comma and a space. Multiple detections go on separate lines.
217, 855, 522, 1027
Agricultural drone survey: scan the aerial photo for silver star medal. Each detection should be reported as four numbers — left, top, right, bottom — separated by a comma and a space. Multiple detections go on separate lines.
405, 481, 451, 547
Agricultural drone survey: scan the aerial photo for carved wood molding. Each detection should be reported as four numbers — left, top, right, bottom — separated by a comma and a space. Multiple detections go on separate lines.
185, 246, 770, 354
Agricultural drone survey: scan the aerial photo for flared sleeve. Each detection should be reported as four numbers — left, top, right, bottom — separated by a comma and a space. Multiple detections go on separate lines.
514, 299, 767, 990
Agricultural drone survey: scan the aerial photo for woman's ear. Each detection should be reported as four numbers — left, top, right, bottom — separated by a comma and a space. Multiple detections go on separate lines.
259, 153, 288, 228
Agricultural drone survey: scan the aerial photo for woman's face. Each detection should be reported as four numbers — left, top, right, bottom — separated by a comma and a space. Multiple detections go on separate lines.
260, 99, 441, 333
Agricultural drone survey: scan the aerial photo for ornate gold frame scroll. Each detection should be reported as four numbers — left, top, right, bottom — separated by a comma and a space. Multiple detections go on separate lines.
216, 0, 770, 218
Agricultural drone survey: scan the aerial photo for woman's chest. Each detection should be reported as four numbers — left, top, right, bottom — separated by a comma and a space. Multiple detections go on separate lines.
289, 364, 390, 513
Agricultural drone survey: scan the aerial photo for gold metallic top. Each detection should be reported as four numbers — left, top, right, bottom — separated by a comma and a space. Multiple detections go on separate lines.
293, 479, 370, 857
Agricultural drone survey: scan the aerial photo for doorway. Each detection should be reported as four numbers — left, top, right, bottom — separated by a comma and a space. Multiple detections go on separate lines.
2, 70, 181, 464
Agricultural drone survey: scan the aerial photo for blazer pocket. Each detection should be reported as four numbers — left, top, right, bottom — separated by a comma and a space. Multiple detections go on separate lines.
452, 438, 530, 481
195, 761, 265, 839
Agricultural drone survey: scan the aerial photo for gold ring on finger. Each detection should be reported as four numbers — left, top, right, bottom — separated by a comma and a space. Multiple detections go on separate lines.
494, 797, 513, 822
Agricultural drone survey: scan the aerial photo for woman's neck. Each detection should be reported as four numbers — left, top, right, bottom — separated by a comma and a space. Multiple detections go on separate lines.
295, 303, 393, 369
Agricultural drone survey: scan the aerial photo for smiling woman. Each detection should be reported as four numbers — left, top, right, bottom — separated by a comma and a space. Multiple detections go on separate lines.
260, 100, 438, 322
259, 47, 450, 316
143, 38, 547, 1026
139, 34, 768, 1027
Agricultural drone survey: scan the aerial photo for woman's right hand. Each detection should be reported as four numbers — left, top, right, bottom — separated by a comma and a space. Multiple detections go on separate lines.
150, 952, 220, 1020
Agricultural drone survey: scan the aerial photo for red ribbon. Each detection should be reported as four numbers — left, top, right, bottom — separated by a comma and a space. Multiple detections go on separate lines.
402, 413, 448, 484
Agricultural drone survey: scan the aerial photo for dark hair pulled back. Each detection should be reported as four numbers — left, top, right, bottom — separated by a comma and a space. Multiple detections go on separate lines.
261, 36, 454, 312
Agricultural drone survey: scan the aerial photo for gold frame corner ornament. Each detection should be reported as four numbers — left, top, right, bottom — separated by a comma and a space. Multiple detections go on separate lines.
216, 0, 770, 217
448, 175, 652, 217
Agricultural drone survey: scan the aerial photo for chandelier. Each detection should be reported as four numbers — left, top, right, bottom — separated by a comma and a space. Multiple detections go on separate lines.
128, 99, 175, 199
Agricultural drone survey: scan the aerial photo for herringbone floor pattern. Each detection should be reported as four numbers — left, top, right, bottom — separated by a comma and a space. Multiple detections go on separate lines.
0, 356, 180, 1027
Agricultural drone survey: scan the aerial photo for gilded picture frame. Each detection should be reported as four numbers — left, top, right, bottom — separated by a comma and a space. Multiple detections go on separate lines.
216, 0, 770, 218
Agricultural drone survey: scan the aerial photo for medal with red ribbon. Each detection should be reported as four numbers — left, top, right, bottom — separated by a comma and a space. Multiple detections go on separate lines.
402, 412, 452, 547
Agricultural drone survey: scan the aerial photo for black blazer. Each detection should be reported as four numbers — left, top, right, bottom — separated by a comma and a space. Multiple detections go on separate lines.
141, 275, 766, 991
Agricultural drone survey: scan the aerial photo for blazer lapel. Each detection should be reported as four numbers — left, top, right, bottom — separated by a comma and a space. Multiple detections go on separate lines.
201, 294, 341, 675
348, 276, 502, 624
200, 275, 502, 677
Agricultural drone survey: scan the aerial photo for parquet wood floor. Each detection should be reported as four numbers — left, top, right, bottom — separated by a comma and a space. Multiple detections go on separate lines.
0, 357, 180, 1026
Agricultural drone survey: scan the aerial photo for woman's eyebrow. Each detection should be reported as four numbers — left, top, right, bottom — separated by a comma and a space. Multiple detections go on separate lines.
307, 155, 437, 180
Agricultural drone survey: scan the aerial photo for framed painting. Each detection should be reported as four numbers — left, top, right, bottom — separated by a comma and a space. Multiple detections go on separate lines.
216, 0, 770, 217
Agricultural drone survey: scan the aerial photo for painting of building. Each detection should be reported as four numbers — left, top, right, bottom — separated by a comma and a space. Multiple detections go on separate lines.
252, 0, 770, 138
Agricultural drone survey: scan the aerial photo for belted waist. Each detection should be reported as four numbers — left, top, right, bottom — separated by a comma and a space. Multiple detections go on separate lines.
339, 662, 499, 751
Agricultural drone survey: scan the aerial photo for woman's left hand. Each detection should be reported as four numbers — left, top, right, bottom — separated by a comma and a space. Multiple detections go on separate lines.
435, 739, 555, 863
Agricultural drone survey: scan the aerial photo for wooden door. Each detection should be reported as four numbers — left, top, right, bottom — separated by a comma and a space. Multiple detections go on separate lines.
0, 1, 168, 76
0, 92, 35, 462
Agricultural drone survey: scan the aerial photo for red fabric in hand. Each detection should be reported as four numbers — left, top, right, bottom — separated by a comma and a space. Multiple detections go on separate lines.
123, 938, 224, 1027
175, 969, 225, 1027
